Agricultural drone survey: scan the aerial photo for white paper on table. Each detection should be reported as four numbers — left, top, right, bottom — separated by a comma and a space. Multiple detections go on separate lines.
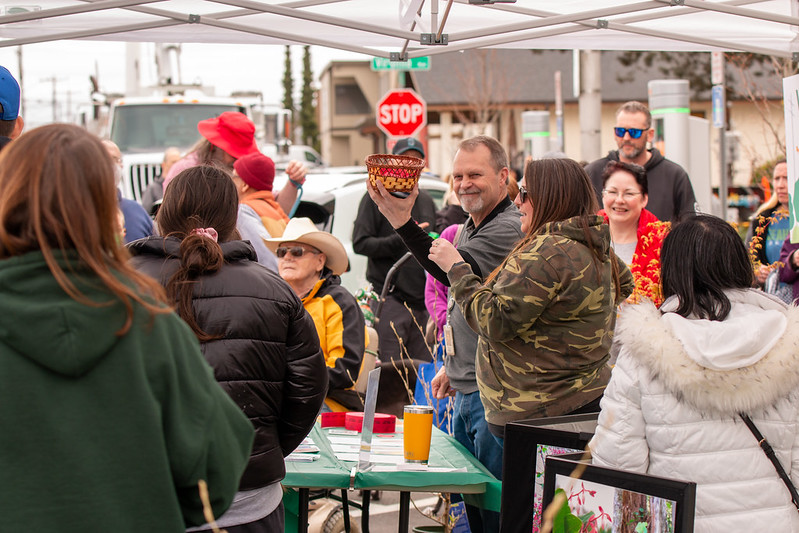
328, 435, 362, 445
331, 443, 361, 454
370, 465, 469, 473
336, 452, 405, 464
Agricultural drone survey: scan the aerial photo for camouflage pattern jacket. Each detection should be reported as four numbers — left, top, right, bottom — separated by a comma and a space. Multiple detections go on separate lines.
448, 214, 633, 429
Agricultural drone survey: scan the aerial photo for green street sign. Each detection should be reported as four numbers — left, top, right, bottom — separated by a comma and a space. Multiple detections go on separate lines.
371, 57, 431, 71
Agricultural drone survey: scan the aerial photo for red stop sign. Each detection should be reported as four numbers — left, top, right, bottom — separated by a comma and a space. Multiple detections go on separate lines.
376, 89, 427, 138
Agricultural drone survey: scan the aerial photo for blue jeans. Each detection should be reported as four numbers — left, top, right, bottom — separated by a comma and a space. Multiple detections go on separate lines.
453, 390, 502, 533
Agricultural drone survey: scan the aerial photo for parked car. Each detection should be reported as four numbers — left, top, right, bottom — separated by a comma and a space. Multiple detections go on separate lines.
262, 144, 325, 169
273, 168, 448, 294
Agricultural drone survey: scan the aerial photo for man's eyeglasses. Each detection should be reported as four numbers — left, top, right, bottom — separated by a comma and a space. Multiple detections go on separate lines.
517, 185, 529, 204
275, 246, 321, 259
602, 189, 643, 201
613, 127, 646, 139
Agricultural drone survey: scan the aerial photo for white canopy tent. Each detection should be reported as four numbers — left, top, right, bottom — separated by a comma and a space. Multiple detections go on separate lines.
0, 0, 797, 59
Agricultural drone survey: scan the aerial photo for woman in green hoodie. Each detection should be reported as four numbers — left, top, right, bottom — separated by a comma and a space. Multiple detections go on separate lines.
429, 158, 633, 438
0, 124, 254, 532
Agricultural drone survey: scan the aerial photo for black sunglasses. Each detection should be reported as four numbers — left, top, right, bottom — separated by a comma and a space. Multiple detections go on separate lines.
614, 127, 646, 139
275, 246, 321, 259
517, 185, 529, 204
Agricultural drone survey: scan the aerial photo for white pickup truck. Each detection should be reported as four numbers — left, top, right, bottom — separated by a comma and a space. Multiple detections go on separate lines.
108, 95, 252, 202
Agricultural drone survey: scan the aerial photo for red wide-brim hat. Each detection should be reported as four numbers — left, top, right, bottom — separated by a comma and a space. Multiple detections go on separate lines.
197, 111, 259, 159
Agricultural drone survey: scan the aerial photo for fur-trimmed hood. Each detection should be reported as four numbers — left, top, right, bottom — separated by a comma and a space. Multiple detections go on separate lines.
616, 289, 799, 416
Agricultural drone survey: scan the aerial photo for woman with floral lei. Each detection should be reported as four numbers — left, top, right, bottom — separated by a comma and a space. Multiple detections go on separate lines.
746, 159, 789, 294
599, 160, 670, 305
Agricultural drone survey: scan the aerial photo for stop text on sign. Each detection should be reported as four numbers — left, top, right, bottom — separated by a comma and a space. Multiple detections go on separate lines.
380, 103, 424, 126
376, 89, 427, 138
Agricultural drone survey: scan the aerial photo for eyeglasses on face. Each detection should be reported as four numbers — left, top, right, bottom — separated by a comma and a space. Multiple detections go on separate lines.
275, 246, 321, 259
613, 127, 646, 139
517, 185, 529, 204
602, 189, 643, 200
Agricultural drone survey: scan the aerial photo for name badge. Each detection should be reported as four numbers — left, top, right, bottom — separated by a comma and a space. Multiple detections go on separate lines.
444, 324, 455, 356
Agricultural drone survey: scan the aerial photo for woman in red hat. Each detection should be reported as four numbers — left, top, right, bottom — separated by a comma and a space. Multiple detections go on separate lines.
162, 112, 306, 218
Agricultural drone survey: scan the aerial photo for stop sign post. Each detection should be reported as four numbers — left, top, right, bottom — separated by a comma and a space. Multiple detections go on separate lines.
376, 89, 427, 138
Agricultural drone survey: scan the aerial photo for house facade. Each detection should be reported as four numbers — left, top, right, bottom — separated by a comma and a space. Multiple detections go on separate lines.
319, 50, 785, 199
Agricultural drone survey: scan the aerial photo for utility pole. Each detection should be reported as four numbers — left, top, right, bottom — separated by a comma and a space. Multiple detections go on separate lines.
17, 46, 24, 118
41, 76, 57, 122
41, 76, 66, 123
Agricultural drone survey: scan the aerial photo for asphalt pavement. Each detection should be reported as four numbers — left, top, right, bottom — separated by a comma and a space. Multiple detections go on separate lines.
306, 489, 448, 533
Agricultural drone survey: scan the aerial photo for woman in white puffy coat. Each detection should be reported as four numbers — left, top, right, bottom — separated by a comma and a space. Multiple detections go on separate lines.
591, 214, 799, 532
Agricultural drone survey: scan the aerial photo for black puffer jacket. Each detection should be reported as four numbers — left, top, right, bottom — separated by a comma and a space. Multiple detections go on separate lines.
129, 236, 327, 490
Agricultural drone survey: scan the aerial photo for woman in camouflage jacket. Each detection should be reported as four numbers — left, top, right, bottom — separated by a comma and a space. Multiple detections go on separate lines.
430, 158, 633, 437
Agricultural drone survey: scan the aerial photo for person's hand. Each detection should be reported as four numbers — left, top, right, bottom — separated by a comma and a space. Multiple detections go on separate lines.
366, 177, 419, 229
429, 238, 463, 273
430, 366, 454, 399
756, 263, 771, 285
285, 160, 307, 186
792, 251, 799, 271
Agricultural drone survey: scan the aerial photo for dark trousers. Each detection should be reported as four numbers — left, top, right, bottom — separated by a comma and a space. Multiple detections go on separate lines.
372, 294, 431, 362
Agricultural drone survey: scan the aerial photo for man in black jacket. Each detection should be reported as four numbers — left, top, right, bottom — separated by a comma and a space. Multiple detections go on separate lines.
584, 100, 696, 222
352, 138, 436, 363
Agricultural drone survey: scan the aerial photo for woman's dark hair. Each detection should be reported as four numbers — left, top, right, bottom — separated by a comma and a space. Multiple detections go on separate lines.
487, 158, 621, 300
601, 160, 648, 195
157, 165, 239, 341
660, 214, 753, 321
0, 124, 169, 335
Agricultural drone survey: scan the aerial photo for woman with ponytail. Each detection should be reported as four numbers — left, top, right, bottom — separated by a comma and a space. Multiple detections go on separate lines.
429, 158, 634, 438
129, 165, 327, 533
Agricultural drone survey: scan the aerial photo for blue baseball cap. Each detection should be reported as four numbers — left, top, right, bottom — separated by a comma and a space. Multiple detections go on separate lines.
0, 66, 20, 121
392, 137, 425, 159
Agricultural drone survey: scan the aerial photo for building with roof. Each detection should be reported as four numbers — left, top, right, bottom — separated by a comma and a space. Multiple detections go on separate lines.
319, 49, 785, 193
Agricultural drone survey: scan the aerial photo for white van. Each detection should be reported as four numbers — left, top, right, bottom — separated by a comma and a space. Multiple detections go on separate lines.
108, 96, 250, 202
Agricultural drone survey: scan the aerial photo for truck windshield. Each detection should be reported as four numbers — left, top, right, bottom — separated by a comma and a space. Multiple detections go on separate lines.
110, 104, 245, 153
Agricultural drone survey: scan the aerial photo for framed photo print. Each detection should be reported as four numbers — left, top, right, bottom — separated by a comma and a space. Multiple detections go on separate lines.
542, 453, 696, 533
500, 413, 599, 533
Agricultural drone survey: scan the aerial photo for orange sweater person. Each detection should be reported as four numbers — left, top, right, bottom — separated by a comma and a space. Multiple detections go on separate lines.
233, 152, 289, 238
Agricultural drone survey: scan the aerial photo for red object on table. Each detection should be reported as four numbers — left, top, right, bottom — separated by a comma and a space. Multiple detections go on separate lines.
345, 412, 396, 433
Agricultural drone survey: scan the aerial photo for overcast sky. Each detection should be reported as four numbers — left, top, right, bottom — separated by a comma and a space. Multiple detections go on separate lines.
0, 41, 367, 128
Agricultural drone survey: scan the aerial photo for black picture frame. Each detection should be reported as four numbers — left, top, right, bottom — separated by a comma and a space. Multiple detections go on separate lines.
542, 453, 696, 533
499, 413, 599, 533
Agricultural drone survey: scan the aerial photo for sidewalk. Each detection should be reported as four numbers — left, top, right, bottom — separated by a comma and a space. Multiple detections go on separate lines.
302, 489, 449, 533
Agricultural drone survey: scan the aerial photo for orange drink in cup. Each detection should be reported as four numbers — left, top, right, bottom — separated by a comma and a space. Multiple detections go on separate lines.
403, 405, 435, 464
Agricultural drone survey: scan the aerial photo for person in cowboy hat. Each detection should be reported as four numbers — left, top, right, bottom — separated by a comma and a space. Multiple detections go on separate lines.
266, 218, 366, 408
162, 111, 306, 217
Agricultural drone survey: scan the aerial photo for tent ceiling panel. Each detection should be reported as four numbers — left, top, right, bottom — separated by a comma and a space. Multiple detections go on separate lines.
0, 0, 796, 57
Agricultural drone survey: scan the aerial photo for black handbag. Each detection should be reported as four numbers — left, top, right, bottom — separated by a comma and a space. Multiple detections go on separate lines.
740, 413, 799, 511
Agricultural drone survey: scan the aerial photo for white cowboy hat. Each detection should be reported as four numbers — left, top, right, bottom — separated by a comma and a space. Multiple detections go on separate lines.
264, 217, 349, 276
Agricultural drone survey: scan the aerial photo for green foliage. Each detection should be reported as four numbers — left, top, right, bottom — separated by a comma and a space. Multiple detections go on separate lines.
299, 45, 320, 152
614, 51, 785, 101
282, 45, 295, 136
552, 489, 583, 533
615, 51, 712, 99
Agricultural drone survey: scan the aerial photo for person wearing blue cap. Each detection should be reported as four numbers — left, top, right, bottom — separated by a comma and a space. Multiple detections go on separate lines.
352, 137, 436, 364
0, 65, 23, 152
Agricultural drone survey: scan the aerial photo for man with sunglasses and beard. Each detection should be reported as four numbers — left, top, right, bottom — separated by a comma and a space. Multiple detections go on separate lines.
585, 100, 696, 223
